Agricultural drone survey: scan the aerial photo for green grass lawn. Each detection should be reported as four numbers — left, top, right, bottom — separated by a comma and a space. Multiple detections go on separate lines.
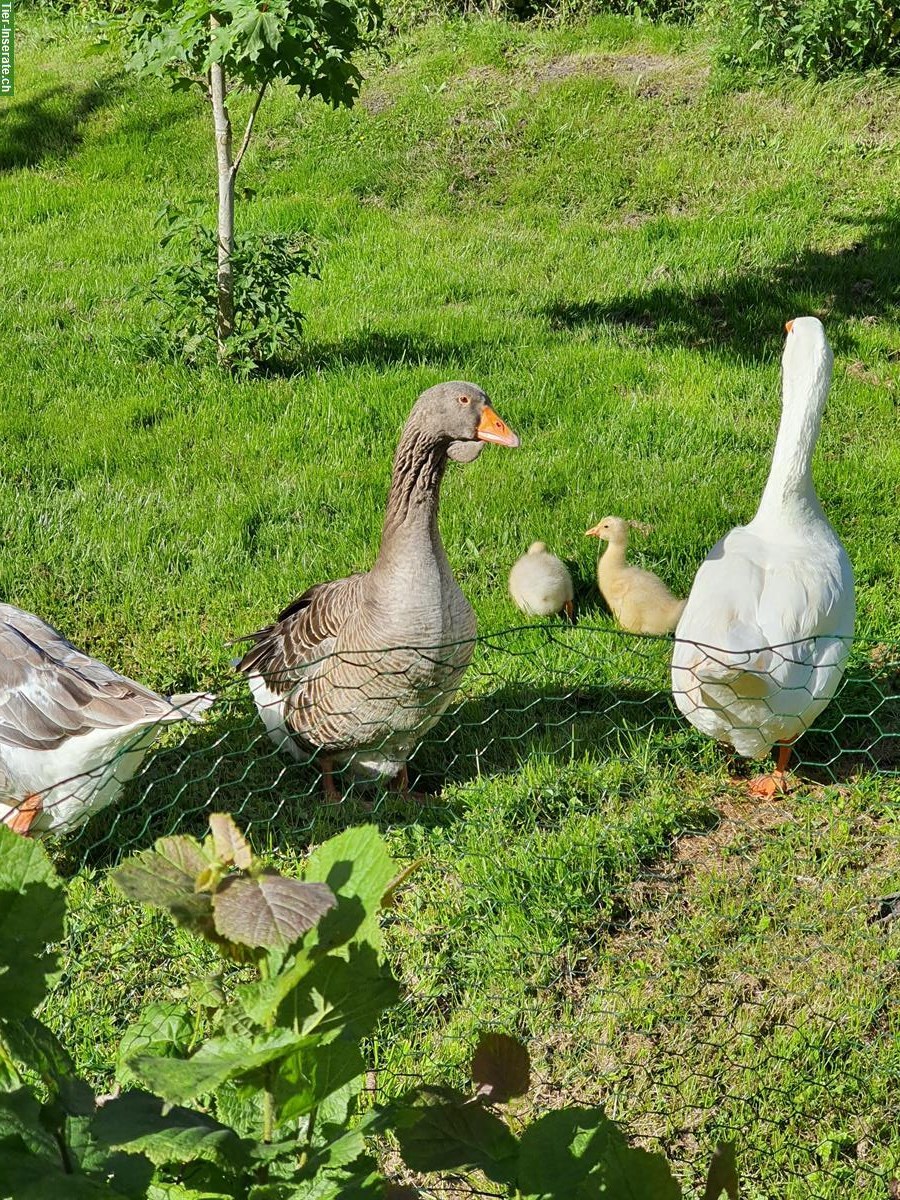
4, 11, 900, 1197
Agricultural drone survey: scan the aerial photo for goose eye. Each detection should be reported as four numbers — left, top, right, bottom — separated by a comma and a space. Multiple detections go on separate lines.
458, 395, 471, 405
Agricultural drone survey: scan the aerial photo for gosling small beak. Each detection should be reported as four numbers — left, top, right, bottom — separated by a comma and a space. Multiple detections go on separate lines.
476, 405, 520, 448
785, 319, 795, 333
585, 523, 603, 537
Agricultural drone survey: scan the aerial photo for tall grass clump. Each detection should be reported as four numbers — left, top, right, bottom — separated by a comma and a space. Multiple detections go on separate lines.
384, 0, 697, 30
716, 0, 900, 75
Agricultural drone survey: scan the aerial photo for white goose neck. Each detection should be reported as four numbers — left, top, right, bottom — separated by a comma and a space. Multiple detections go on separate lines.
752, 350, 831, 530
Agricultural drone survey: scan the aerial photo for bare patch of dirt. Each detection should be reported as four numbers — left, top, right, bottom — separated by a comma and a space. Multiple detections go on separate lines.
531, 51, 709, 96
847, 359, 896, 390
672, 793, 793, 871
621, 211, 653, 229
533, 52, 608, 84
359, 88, 393, 115
613, 52, 681, 75
457, 64, 505, 89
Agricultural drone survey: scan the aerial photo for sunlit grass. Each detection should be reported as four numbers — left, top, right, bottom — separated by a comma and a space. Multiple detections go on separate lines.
4, 12, 900, 1196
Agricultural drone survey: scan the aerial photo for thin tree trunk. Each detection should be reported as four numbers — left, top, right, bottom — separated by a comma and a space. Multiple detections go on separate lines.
209, 18, 234, 363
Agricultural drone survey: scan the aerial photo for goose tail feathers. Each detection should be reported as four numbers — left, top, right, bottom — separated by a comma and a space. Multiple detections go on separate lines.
167, 692, 217, 722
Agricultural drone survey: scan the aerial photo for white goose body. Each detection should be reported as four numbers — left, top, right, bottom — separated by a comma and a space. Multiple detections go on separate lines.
671, 318, 855, 759
0, 604, 214, 834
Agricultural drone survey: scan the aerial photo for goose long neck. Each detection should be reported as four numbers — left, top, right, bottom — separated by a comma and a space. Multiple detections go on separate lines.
376, 421, 447, 564
753, 360, 829, 527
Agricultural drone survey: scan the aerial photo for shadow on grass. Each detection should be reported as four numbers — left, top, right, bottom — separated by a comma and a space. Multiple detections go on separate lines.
55, 637, 900, 876
59, 675, 681, 874
798, 649, 900, 784
409, 678, 681, 790
261, 329, 474, 377
543, 211, 900, 360
0, 77, 123, 171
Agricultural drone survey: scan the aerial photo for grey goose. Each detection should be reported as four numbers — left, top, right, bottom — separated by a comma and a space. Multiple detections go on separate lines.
236, 381, 520, 801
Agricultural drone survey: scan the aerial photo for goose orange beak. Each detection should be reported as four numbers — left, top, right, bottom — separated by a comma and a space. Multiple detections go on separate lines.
785, 319, 795, 333
585, 523, 602, 537
476, 405, 520, 448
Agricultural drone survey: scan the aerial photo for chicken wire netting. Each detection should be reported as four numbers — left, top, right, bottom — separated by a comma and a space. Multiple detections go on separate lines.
38, 626, 900, 1199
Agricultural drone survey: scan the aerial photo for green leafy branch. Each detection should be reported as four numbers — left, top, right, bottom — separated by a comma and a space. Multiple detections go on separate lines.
0, 818, 740, 1200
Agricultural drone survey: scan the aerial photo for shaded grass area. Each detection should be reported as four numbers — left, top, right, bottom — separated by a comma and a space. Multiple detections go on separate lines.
4, 12, 900, 1198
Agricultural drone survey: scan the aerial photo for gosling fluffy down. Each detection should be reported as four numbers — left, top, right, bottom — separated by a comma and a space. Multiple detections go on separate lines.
509, 542, 575, 620
585, 517, 684, 635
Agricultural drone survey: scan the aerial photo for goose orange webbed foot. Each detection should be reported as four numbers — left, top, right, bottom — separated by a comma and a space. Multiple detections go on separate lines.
319, 757, 345, 806
747, 772, 790, 799
747, 741, 795, 800
6, 794, 42, 837
318, 759, 375, 811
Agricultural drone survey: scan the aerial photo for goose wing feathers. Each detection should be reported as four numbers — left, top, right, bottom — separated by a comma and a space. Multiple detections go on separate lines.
677, 528, 847, 675
673, 527, 853, 756
237, 573, 367, 694
0, 605, 186, 751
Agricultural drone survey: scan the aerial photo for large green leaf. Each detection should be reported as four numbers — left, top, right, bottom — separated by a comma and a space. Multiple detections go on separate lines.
117, 1001, 194, 1086
304, 1108, 389, 1175
64, 1112, 155, 1198
212, 874, 336, 951
129, 1028, 314, 1106
247, 1158, 385, 1200
0, 1137, 134, 1200
518, 1108, 682, 1199
218, 6, 282, 62
94, 1089, 251, 1171
0, 825, 66, 1017
0, 1088, 57, 1157
148, 1185, 237, 1200
315, 1054, 366, 1132
277, 945, 399, 1042
110, 836, 216, 939
2, 1018, 94, 1115
235, 947, 314, 1027
395, 1099, 518, 1184
272, 1038, 364, 1124
208, 814, 253, 870
303, 826, 396, 952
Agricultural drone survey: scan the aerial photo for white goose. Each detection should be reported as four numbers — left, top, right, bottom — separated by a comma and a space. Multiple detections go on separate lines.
0, 605, 214, 835
671, 318, 855, 796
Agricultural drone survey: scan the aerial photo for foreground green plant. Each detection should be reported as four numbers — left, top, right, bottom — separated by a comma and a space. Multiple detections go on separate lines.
0, 815, 740, 1199
0, 816, 403, 1196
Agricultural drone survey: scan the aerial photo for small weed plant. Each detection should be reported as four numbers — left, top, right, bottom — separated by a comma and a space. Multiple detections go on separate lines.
0, 817, 738, 1198
143, 204, 318, 372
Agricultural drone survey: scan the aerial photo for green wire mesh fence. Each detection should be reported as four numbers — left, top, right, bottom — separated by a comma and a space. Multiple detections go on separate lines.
41, 624, 900, 866
29, 626, 900, 1198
